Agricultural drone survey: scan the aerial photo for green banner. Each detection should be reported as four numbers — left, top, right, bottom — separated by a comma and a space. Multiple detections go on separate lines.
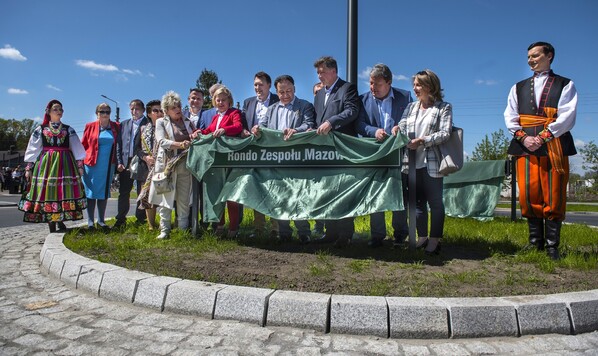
187, 129, 409, 222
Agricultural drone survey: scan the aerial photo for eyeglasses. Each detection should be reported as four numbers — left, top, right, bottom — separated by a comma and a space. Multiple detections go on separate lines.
98, 110, 111, 115
51, 108, 64, 112
152, 109, 163, 113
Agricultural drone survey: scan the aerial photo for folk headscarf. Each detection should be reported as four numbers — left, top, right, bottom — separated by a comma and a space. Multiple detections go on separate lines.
42, 99, 63, 126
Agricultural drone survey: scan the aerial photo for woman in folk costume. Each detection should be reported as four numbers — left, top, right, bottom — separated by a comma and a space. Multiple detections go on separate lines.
18, 99, 87, 232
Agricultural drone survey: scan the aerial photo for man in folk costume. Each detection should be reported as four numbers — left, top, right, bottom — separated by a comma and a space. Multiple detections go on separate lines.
504, 41, 578, 260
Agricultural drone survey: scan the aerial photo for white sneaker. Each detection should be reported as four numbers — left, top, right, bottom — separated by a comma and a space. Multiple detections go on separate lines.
157, 232, 169, 239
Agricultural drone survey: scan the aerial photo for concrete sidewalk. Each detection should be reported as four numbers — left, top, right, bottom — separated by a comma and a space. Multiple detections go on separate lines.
2, 223, 598, 354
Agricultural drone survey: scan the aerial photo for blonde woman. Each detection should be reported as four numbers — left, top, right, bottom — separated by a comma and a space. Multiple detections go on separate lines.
149, 91, 194, 239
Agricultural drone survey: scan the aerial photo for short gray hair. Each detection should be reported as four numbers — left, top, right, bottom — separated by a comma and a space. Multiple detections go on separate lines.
161, 91, 182, 114
370, 63, 392, 84
209, 83, 225, 96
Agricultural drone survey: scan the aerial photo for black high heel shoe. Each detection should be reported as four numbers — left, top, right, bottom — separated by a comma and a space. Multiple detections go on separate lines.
425, 242, 441, 255
48, 222, 56, 233
56, 222, 67, 232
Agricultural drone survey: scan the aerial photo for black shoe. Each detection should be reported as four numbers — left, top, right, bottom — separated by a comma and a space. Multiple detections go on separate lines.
314, 234, 338, 244
98, 224, 111, 233
368, 239, 384, 248
546, 247, 560, 260
56, 222, 67, 232
269, 230, 279, 239
86, 225, 96, 233
113, 220, 126, 230
298, 234, 311, 244
48, 222, 56, 233
416, 237, 429, 249
424, 242, 441, 256
334, 236, 350, 248
392, 238, 407, 249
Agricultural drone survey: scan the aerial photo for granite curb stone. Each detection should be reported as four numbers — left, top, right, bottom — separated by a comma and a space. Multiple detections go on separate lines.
503, 295, 571, 335
387, 297, 449, 339
267, 290, 330, 332
213, 285, 275, 326
330, 295, 388, 337
445, 297, 519, 338
134, 276, 183, 310
99, 268, 154, 303
42, 233, 598, 339
164, 279, 228, 317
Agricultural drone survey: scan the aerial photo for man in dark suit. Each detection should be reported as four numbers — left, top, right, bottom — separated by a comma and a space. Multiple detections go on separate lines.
313, 56, 360, 247
241, 72, 280, 237
252, 74, 316, 243
356, 63, 412, 248
183, 88, 205, 128
114, 99, 148, 228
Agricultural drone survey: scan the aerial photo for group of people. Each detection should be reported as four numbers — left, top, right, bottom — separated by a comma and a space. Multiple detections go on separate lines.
1, 166, 28, 193
17, 42, 577, 259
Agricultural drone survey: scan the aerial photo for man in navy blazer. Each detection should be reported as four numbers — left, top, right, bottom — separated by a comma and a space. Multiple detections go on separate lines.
241, 72, 280, 237
313, 56, 360, 247
114, 99, 148, 228
356, 63, 412, 248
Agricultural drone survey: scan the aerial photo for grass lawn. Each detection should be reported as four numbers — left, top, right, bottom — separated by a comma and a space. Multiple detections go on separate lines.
63, 212, 598, 298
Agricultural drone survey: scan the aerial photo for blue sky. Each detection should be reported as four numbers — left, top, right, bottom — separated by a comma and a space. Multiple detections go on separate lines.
1, 0, 597, 173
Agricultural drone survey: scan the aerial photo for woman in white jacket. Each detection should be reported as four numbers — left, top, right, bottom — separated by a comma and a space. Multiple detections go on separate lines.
392, 70, 453, 256
149, 91, 194, 239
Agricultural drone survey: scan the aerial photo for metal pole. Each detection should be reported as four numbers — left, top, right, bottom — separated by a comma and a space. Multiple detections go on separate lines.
101, 95, 120, 123
510, 156, 517, 221
347, 0, 358, 84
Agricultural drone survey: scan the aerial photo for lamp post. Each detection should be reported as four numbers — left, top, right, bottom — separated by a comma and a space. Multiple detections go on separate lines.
346, 0, 358, 85
100, 94, 120, 123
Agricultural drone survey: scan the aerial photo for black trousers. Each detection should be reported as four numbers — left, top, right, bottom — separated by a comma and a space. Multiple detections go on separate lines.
116, 161, 145, 223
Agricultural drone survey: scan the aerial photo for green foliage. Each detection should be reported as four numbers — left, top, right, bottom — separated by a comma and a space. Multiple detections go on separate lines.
195, 68, 221, 109
580, 140, 598, 180
470, 128, 510, 161
0, 118, 37, 150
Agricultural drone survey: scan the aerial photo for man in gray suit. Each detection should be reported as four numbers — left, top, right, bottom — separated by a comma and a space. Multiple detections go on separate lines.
242, 72, 280, 238
252, 74, 316, 243
114, 99, 148, 228
312, 56, 360, 247
356, 63, 412, 248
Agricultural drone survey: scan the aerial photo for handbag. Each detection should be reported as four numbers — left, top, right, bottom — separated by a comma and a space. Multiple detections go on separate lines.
152, 171, 173, 194
438, 126, 464, 175
129, 155, 140, 179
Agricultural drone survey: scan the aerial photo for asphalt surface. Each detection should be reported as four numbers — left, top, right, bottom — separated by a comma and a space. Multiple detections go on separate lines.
2, 221, 598, 353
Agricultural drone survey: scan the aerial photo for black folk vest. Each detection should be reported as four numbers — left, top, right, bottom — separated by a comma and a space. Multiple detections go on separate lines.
507, 73, 576, 157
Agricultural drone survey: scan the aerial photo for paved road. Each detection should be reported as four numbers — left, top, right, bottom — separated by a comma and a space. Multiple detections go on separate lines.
1, 224, 598, 354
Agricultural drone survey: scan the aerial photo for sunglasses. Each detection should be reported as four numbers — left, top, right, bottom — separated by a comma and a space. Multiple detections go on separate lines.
51, 108, 64, 112
152, 109, 163, 113
98, 110, 111, 115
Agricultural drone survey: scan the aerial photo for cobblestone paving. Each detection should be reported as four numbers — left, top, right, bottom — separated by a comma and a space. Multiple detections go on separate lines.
1, 224, 598, 355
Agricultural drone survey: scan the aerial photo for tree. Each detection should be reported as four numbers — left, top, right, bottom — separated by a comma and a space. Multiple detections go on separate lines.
580, 140, 598, 179
470, 129, 510, 161
0, 118, 38, 151
195, 68, 221, 109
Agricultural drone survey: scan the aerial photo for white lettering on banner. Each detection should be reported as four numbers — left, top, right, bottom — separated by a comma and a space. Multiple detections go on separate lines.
260, 149, 302, 163
228, 151, 258, 161
303, 148, 343, 161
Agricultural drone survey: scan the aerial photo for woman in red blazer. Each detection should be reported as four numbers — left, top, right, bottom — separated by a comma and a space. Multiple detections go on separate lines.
81, 103, 120, 231
195, 87, 243, 238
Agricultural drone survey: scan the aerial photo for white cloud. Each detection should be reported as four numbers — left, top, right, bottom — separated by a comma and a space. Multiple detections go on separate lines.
75, 59, 119, 72
122, 68, 142, 75
475, 79, 499, 86
0, 44, 27, 61
46, 84, 62, 92
7, 88, 28, 95
32, 116, 42, 123
575, 139, 586, 148
147, 73, 155, 78
358, 66, 372, 80
393, 74, 409, 81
